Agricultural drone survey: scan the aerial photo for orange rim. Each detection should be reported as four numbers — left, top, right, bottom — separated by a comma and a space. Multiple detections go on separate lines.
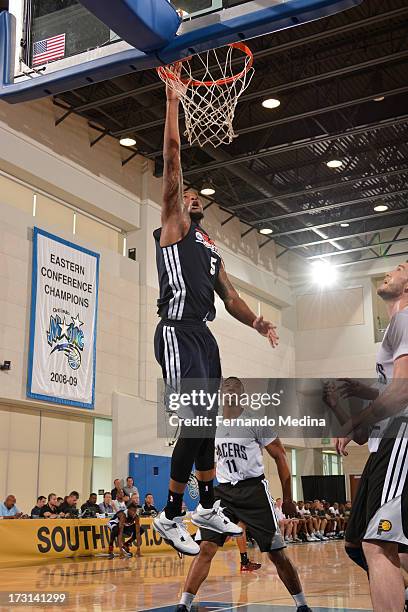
156, 42, 253, 87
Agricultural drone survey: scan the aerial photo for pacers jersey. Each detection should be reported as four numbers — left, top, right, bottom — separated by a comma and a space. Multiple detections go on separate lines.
154, 221, 222, 322
215, 411, 277, 484
369, 308, 408, 452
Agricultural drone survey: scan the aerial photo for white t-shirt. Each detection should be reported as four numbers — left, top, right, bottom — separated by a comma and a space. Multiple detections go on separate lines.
329, 506, 339, 516
298, 506, 310, 517
215, 411, 277, 484
368, 308, 408, 452
275, 506, 285, 521
112, 500, 127, 513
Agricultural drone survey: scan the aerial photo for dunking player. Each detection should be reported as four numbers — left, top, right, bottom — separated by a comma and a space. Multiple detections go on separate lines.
153, 65, 279, 556
176, 377, 312, 612
328, 261, 408, 612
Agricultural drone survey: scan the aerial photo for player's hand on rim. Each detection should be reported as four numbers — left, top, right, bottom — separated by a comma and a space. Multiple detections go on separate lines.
252, 315, 279, 347
165, 62, 186, 101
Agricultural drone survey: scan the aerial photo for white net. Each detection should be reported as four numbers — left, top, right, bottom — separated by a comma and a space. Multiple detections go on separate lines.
157, 43, 254, 148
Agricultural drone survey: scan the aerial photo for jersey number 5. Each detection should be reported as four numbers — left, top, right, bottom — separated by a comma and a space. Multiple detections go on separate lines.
210, 257, 217, 275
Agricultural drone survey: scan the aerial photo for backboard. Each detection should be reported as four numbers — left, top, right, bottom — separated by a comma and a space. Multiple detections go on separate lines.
0, 0, 363, 103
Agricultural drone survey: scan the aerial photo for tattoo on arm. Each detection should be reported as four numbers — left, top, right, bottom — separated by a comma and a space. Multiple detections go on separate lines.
215, 264, 257, 326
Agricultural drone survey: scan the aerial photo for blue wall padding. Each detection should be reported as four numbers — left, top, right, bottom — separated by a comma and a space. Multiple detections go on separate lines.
77, 0, 181, 53
128, 452, 204, 511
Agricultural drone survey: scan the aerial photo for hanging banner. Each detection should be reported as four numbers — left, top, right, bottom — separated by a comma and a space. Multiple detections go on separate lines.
27, 227, 99, 409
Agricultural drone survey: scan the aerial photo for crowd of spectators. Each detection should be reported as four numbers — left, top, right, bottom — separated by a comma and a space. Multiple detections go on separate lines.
273, 498, 352, 543
0, 477, 158, 521
0, 479, 350, 551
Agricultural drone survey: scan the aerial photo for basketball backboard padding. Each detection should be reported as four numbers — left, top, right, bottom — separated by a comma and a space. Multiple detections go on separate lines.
77, 0, 181, 53
0, 0, 363, 104
158, 0, 363, 64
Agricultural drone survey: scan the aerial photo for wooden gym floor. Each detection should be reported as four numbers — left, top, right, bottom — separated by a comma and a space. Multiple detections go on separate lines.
0, 541, 373, 611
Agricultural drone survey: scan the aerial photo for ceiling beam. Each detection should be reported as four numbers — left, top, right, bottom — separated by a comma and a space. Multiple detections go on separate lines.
254, 188, 408, 225
182, 114, 408, 176
110, 53, 408, 141
144, 84, 408, 157
335, 250, 408, 268
280, 223, 408, 250
53, 6, 408, 115
262, 208, 408, 241
230, 166, 408, 211
306, 235, 408, 259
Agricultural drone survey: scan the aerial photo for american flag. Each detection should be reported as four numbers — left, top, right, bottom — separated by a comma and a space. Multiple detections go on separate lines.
32, 33, 66, 66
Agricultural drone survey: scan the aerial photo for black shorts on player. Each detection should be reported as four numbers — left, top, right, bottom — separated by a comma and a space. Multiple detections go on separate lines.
196, 475, 285, 552
346, 417, 408, 546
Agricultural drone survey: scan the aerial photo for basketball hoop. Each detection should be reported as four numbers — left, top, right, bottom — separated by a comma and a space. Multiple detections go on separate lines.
157, 43, 254, 148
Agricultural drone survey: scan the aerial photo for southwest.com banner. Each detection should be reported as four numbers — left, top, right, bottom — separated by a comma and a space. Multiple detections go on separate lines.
0, 518, 233, 565
27, 227, 99, 409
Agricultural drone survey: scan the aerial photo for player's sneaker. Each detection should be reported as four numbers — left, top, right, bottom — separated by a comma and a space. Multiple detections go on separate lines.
153, 512, 200, 556
240, 560, 262, 572
120, 546, 132, 558
314, 532, 328, 541
175, 606, 188, 612
297, 606, 313, 612
191, 500, 243, 536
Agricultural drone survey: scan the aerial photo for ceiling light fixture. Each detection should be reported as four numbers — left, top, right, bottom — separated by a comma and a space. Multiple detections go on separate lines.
373, 204, 388, 212
326, 159, 343, 169
259, 227, 273, 235
312, 260, 338, 287
262, 98, 281, 109
373, 96, 385, 102
120, 137, 136, 147
340, 222, 350, 228
200, 181, 215, 196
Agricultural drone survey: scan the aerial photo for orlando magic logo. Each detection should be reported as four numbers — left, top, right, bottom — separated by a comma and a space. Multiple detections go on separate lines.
187, 473, 199, 500
47, 313, 84, 370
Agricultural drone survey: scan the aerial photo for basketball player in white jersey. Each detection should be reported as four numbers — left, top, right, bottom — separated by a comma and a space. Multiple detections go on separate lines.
176, 377, 312, 612
328, 261, 408, 612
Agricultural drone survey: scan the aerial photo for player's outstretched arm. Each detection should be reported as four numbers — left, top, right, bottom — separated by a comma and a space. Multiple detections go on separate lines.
341, 354, 408, 437
215, 263, 279, 347
161, 63, 190, 247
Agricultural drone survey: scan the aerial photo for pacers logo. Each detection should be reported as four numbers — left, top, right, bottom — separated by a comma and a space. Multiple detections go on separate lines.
377, 519, 392, 534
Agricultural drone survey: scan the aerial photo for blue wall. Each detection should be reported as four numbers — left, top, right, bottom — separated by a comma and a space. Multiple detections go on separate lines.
128, 452, 201, 511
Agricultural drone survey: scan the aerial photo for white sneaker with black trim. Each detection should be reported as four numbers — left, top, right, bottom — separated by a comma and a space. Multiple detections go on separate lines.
191, 500, 243, 536
153, 512, 200, 556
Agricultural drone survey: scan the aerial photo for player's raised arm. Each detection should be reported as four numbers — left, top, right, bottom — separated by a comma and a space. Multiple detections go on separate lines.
161, 63, 190, 246
340, 354, 408, 438
215, 263, 279, 347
